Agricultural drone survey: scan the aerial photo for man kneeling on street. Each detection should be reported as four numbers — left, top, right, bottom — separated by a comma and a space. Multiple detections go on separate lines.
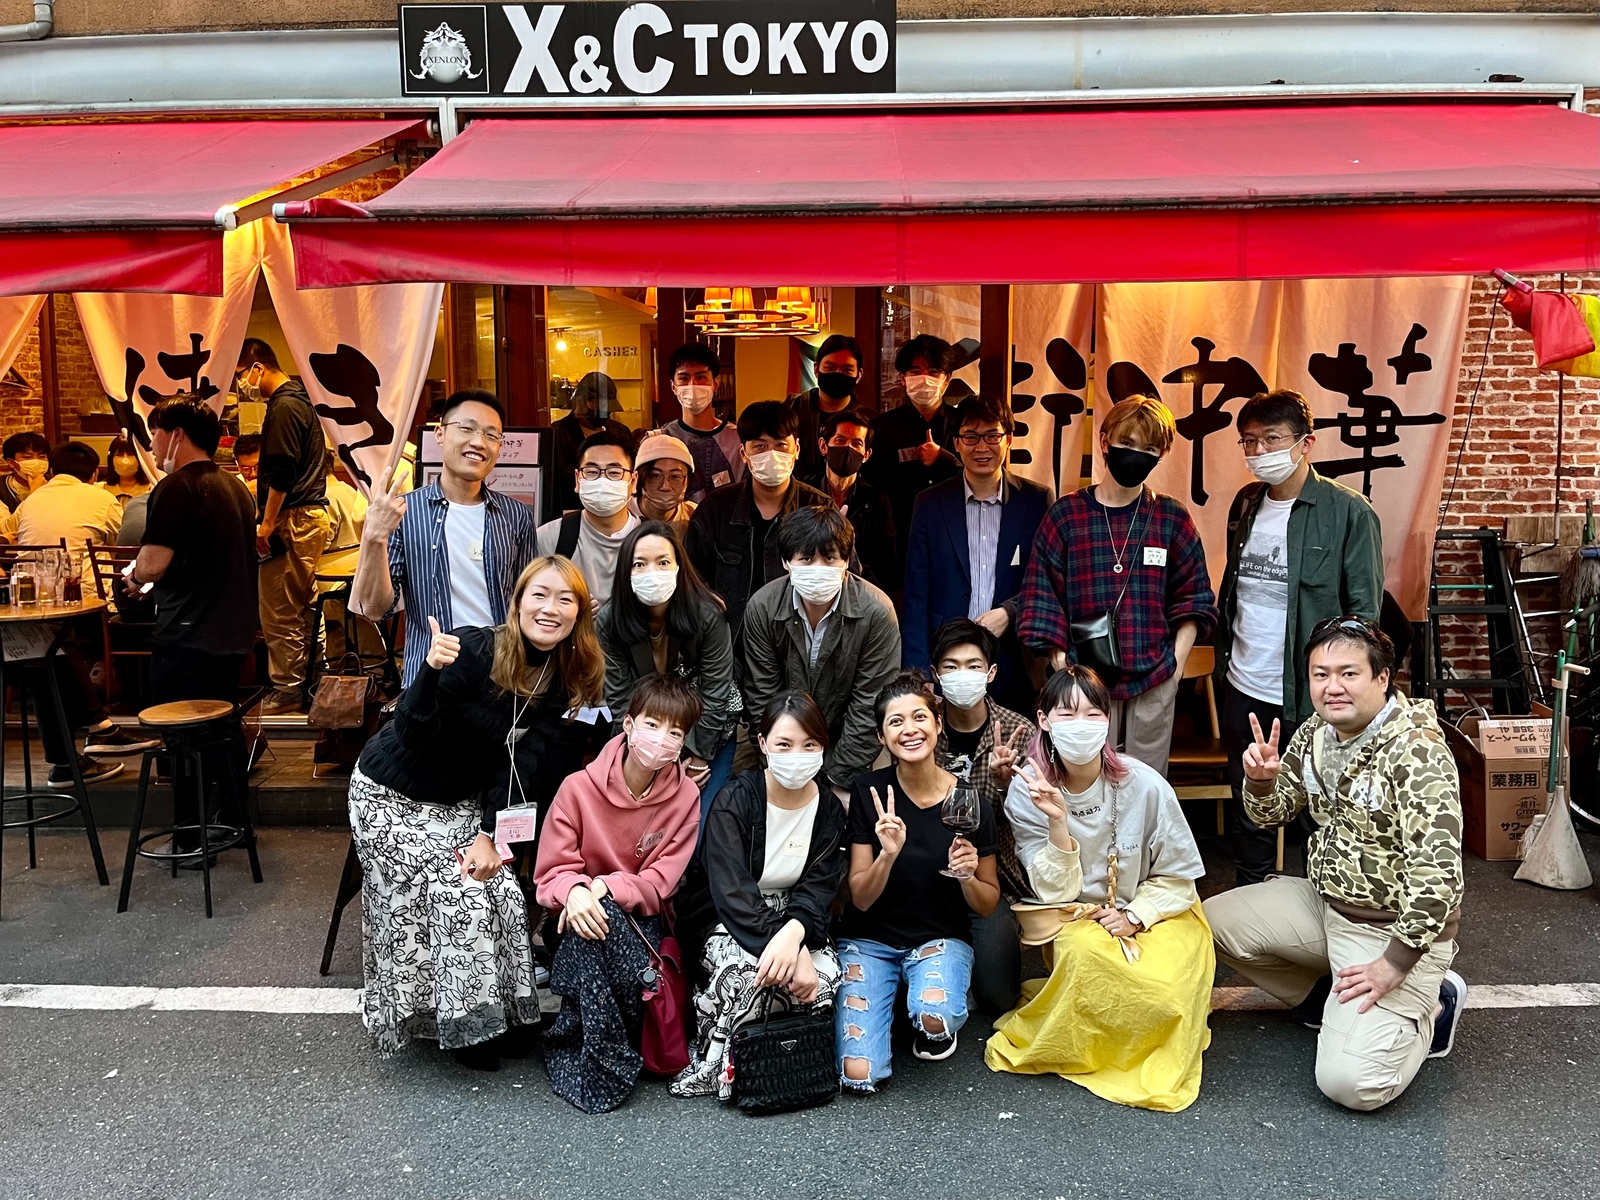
1203, 616, 1466, 1112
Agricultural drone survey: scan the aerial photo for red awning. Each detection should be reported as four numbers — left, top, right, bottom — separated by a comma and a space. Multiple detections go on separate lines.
0, 119, 423, 296
287, 103, 1600, 286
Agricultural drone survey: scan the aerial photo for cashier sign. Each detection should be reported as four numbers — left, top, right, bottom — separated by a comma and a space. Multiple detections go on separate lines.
399, 0, 896, 97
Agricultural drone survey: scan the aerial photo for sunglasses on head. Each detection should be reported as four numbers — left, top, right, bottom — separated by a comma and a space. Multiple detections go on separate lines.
1311, 616, 1385, 644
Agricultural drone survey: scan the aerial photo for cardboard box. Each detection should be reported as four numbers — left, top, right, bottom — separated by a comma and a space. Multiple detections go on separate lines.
1445, 715, 1566, 861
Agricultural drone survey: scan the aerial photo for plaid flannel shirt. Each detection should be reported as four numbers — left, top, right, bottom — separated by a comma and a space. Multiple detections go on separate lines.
935, 699, 1036, 901
1017, 487, 1217, 700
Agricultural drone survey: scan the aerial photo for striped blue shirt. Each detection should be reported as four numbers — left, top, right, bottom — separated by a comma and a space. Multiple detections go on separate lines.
384, 482, 541, 686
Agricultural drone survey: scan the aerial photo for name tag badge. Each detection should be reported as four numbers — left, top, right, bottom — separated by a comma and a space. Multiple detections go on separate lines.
494, 806, 537, 861
1144, 546, 1168, 567
898, 445, 921, 462
712, 471, 731, 488
469, 540, 484, 562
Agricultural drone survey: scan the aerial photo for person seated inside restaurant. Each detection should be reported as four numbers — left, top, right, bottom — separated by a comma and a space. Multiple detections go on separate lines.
670, 689, 847, 1100
534, 674, 704, 1114
321, 444, 367, 573
230, 432, 261, 487
659, 344, 742, 503
596, 520, 734, 814
739, 505, 901, 792
629, 432, 697, 531
787, 332, 867, 481
801, 407, 899, 594
987, 665, 1213, 1113
838, 671, 999, 1092
929, 617, 1036, 1015
348, 556, 603, 1070
550, 371, 633, 516
537, 428, 640, 610
99, 436, 151, 507
1, 439, 122, 579
0, 431, 51, 512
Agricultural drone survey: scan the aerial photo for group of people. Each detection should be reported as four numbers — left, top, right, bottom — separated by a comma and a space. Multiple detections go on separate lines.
341, 331, 1467, 1119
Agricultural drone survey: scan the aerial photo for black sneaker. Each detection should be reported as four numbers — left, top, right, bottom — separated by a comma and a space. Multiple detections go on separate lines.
1428, 970, 1468, 1058
47, 757, 123, 790
1291, 975, 1333, 1030
83, 726, 160, 755
911, 1029, 958, 1062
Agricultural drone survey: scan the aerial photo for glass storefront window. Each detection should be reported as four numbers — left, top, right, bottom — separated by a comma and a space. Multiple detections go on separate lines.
548, 286, 657, 431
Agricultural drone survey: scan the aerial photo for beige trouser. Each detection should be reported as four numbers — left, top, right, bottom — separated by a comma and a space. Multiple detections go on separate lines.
1204, 875, 1454, 1112
1110, 669, 1182, 776
259, 505, 333, 692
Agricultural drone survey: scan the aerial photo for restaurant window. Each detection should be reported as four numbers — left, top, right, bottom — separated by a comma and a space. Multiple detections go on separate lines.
547, 286, 657, 431
446, 282, 496, 400
880, 285, 982, 405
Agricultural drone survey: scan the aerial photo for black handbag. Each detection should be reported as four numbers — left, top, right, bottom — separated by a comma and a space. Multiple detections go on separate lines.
1069, 581, 1127, 681
728, 990, 837, 1115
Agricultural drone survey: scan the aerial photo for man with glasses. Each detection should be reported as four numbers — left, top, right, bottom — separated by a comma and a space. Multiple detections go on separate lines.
902, 395, 1053, 710
629, 432, 697, 531
235, 338, 331, 715
1214, 389, 1384, 885
1205, 616, 1467, 1112
536, 428, 639, 609
787, 333, 866, 481
801, 407, 897, 593
351, 389, 539, 688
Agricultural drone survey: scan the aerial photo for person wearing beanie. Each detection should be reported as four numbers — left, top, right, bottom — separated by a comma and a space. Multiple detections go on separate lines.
630, 432, 698, 532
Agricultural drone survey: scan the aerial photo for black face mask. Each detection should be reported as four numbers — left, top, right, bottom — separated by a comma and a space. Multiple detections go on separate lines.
817, 372, 857, 401
1105, 446, 1160, 488
826, 445, 866, 478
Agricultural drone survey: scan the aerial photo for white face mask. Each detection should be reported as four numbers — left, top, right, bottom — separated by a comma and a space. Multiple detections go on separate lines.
675, 382, 716, 414
1245, 437, 1307, 487
630, 567, 678, 606
1049, 718, 1109, 766
939, 669, 991, 710
577, 476, 631, 517
747, 448, 795, 489
904, 374, 947, 409
767, 749, 824, 790
14, 458, 47, 480
789, 563, 846, 606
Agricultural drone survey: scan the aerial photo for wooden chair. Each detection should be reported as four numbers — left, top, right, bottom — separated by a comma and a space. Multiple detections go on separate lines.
1167, 645, 1283, 871
87, 542, 152, 706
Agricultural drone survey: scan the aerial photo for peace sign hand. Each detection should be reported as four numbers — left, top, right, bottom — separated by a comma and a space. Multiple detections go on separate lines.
870, 785, 907, 858
989, 723, 1030, 787
425, 616, 461, 670
1241, 712, 1283, 782
1022, 755, 1067, 822
364, 465, 409, 543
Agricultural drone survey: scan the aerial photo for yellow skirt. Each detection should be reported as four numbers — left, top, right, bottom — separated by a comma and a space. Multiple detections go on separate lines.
985, 905, 1215, 1112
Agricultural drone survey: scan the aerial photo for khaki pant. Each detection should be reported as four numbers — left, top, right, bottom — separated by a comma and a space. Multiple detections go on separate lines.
1204, 875, 1453, 1112
1110, 669, 1182, 776
259, 505, 333, 693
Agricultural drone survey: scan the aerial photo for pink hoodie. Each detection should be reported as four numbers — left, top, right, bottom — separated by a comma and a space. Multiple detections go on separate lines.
533, 732, 701, 915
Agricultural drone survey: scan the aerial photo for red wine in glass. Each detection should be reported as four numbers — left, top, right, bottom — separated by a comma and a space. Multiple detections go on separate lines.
940, 784, 981, 879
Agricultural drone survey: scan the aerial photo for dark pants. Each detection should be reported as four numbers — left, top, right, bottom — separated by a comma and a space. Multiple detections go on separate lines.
21, 645, 109, 766
1219, 674, 1302, 888
150, 647, 247, 843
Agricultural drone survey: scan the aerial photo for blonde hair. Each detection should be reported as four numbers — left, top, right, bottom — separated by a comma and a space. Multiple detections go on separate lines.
1101, 395, 1176, 455
491, 556, 605, 710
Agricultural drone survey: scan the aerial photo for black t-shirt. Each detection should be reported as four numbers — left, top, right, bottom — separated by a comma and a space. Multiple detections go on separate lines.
143, 461, 259, 654
943, 719, 989, 782
841, 764, 998, 950
750, 507, 775, 583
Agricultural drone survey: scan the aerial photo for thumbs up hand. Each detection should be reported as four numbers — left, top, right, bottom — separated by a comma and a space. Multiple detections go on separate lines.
425, 616, 462, 670
917, 427, 942, 467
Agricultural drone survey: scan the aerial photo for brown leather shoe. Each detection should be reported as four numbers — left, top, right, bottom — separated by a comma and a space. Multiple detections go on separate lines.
259, 689, 304, 716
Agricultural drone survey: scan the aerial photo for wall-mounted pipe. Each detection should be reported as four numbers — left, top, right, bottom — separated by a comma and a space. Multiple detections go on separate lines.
0, 1, 52, 44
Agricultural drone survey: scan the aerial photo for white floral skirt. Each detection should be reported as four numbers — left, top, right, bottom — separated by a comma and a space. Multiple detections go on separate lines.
348, 767, 540, 1055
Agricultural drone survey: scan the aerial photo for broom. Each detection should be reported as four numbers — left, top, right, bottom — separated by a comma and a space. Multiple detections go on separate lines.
1515, 650, 1593, 890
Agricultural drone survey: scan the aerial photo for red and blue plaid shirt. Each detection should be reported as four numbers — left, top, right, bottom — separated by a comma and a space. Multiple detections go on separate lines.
1018, 486, 1217, 699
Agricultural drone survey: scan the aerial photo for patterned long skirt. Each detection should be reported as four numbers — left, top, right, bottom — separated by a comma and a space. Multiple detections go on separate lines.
670, 924, 841, 1101
348, 768, 540, 1056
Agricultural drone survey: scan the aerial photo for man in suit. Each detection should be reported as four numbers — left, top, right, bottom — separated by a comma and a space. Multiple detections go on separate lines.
902, 394, 1054, 711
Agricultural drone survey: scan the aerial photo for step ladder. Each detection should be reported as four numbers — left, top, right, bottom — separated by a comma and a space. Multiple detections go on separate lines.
1418, 528, 1537, 715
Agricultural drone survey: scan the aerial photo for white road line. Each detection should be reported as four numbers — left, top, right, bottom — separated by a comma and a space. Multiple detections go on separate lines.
0, 981, 1595, 1016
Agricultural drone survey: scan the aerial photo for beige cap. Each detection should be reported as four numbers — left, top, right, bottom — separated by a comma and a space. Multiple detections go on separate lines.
635, 432, 695, 470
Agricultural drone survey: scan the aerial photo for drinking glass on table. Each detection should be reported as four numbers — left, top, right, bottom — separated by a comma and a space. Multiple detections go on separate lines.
939, 781, 981, 880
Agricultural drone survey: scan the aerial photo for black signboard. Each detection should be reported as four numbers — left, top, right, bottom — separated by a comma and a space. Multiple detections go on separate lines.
399, 1, 896, 97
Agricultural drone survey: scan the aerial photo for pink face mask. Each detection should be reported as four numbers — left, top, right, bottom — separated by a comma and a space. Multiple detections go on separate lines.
627, 722, 684, 772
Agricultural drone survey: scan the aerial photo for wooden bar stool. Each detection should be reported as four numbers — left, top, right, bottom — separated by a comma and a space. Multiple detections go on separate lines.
117, 699, 263, 918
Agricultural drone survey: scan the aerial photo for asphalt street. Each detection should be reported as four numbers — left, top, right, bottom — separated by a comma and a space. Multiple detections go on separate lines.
2, 825, 1598, 1200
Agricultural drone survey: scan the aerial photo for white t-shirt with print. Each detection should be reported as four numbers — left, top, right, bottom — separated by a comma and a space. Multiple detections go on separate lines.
1228, 495, 1294, 706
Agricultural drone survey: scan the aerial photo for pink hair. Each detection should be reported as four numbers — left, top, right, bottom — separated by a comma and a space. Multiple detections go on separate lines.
1026, 727, 1129, 789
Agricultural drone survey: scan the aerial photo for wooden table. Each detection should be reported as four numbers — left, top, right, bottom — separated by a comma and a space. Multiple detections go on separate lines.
0, 597, 112, 916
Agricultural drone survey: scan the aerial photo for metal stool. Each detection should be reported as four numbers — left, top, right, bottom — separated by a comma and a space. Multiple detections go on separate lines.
117, 699, 263, 918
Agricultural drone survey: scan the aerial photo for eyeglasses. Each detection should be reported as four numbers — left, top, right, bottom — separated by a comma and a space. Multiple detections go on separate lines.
442, 420, 504, 445
1237, 433, 1299, 452
644, 468, 689, 485
578, 465, 633, 481
957, 431, 1007, 447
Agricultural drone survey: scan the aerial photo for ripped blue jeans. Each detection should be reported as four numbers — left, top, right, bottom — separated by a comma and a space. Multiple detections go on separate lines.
835, 937, 974, 1091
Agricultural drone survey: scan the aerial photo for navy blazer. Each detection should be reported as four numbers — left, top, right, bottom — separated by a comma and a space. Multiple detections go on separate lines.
902, 471, 1055, 671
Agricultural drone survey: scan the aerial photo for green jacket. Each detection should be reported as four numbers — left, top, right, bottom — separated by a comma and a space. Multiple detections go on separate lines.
1214, 468, 1384, 725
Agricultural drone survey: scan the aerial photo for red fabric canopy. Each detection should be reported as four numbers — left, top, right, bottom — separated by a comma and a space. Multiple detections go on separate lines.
0, 119, 422, 296
288, 103, 1600, 286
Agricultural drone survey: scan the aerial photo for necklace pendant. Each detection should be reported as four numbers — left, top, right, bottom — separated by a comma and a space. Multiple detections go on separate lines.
1112, 563, 1124, 574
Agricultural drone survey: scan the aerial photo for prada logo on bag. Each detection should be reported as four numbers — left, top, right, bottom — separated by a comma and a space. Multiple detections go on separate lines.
781, 1039, 799, 1051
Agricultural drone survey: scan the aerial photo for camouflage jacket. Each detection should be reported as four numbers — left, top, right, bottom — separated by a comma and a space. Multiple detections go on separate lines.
1244, 693, 1464, 954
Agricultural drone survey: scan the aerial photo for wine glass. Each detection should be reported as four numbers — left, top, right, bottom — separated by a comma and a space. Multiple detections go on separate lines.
939, 782, 981, 880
